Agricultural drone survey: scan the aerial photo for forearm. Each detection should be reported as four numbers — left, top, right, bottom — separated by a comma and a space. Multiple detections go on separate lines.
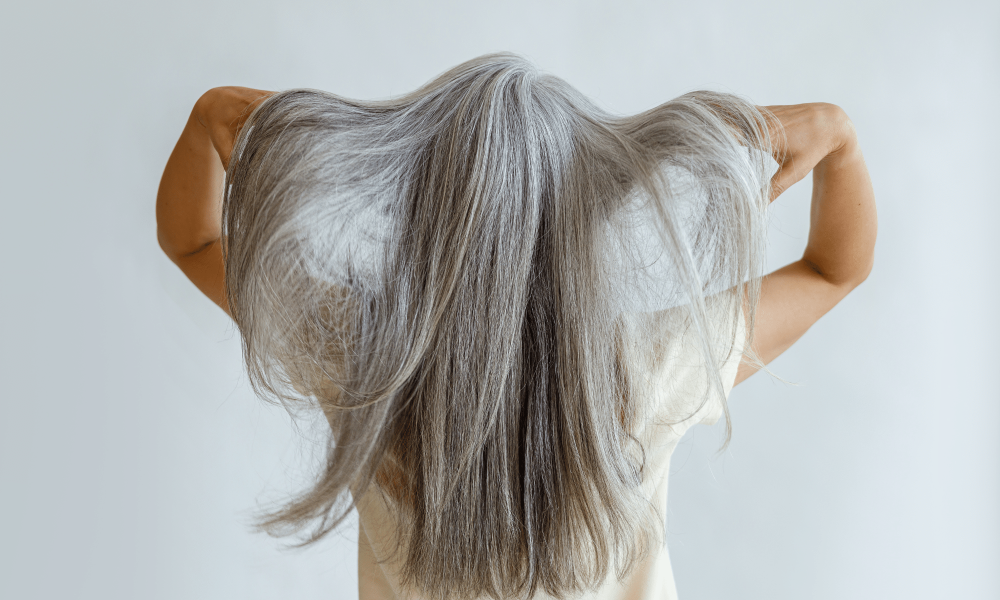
801, 127, 877, 288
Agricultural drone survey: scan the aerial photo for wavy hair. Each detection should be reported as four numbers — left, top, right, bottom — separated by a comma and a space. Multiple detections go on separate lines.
221, 52, 775, 600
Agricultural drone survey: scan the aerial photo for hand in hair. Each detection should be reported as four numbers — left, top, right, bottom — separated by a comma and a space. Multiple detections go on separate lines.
761, 103, 858, 202
194, 86, 275, 167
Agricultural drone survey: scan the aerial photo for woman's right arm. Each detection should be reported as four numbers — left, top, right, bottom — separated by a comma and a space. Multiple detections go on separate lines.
156, 86, 274, 315
733, 103, 877, 385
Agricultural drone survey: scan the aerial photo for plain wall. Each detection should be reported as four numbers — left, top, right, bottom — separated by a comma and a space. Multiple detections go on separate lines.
1, 1, 997, 598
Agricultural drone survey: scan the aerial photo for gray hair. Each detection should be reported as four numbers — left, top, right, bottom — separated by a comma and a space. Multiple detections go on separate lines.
222, 52, 774, 600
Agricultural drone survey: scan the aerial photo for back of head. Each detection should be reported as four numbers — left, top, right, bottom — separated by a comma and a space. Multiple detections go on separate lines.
222, 52, 774, 600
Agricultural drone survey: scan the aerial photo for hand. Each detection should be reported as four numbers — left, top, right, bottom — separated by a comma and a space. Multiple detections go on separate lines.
193, 86, 276, 167
760, 103, 857, 201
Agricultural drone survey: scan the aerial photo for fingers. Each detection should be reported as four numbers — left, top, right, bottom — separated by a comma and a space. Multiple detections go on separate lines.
760, 103, 843, 203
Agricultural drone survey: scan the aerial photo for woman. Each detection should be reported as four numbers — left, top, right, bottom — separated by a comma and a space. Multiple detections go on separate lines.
157, 53, 876, 600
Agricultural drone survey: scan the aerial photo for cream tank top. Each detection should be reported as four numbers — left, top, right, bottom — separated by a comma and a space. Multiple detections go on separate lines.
353, 302, 747, 600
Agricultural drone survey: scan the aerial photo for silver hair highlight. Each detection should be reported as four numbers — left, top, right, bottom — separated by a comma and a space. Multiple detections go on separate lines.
222, 53, 775, 600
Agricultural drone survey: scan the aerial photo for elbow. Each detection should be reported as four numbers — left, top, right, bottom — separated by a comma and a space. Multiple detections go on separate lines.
804, 251, 875, 290
837, 252, 875, 290
156, 228, 190, 264
157, 228, 217, 263
157, 228, 178, 263
855, 253, 875, 286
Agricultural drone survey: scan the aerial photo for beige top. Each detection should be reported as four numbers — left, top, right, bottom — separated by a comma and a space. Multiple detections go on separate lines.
355, 304, 746, 600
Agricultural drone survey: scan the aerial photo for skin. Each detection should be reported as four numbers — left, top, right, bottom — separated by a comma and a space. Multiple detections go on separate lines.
156, 88, 877, 387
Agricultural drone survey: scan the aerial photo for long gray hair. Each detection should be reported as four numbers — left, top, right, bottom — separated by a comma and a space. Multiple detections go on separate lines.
222, 52, 774, 600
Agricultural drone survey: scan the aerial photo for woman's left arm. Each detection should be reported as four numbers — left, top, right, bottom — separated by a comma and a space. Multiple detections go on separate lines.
155, 86, 274, 315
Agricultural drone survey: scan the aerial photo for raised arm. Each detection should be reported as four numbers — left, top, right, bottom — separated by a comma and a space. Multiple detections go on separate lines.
734, 103, 877, 385
156, 86, 274, 315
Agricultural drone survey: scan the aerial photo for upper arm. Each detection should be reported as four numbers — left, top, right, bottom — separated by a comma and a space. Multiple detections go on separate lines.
732, 259, 861, 386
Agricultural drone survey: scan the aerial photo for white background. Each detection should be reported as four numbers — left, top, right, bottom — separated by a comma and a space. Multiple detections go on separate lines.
1, 1, 997, 598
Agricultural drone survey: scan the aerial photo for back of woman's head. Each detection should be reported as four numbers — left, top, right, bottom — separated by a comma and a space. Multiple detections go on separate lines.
222, 52, 774, 600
